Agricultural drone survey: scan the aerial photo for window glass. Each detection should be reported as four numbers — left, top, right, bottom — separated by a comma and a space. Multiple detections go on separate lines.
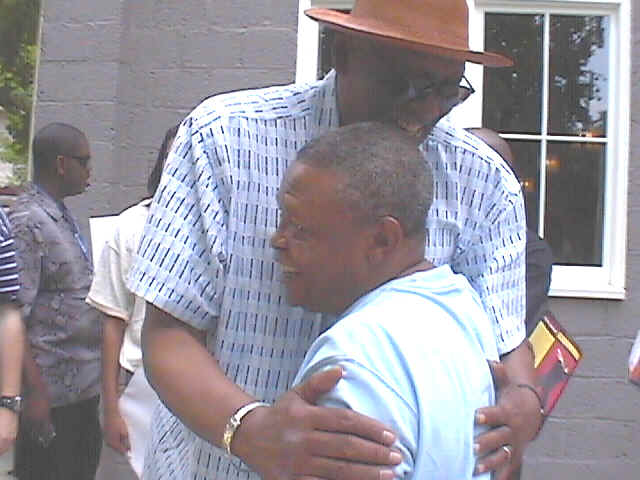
483, 11, 610, 268
544, 141, 605, 266
483, 14, 543, 134
548, 15, 608, 137
507, 139, 541, 230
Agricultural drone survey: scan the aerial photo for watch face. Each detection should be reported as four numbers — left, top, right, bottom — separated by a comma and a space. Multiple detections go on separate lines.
0, 395, 22, 413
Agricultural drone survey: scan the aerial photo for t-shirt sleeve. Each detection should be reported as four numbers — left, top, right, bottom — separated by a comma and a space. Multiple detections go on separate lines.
86, 223, 134, 322
127, 115, 230, 331
298, 355, 421, 479
8, 208, 41, 318
0, 209, 20, 303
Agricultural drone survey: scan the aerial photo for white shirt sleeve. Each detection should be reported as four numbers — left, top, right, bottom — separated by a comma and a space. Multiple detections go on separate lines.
86, 220, 134, 322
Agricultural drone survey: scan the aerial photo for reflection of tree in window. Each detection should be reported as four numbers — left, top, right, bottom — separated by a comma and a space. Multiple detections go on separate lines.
483, 13, 608, 267
545, 142, 604, 266
483, 14, 543, 135
549, 16, 607, 137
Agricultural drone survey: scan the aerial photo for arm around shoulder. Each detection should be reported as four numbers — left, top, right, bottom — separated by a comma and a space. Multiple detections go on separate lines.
141, 302, 256, 447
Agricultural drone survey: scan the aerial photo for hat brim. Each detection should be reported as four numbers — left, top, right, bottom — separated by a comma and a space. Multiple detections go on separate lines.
305, 8, 513, 68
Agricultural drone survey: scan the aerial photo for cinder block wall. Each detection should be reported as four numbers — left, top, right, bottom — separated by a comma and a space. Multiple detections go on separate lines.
36, 0, 124, 236
36, 0, 299, 240
35, 1, 639, 478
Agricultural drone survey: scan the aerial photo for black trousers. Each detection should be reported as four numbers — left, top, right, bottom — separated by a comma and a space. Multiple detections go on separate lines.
15, 396, 102, 480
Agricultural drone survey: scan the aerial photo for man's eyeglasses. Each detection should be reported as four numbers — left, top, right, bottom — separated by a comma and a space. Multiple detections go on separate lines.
407, 74, 475, 106
458, 75, 476, 103
457, 75, 476, 103
64, 154, 91, 167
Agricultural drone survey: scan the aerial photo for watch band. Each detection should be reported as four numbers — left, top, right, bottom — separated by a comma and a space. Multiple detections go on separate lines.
222, 401, 270, 457
0, 395, 23, 413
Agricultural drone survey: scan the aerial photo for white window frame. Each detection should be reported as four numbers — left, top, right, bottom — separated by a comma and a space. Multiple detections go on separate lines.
295, 0, 630, 300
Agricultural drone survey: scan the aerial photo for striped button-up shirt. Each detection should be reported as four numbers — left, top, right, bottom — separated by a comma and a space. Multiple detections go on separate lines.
129, 70, 526, 480
0, 208, 20, 303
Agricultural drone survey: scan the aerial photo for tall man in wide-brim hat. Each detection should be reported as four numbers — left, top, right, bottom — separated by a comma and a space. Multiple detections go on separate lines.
133, 1, 541, 479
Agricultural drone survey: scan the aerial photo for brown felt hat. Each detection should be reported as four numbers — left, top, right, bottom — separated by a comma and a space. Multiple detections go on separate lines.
305, 0, 513, 68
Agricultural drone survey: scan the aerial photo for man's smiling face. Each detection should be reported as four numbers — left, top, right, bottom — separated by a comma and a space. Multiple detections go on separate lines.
271, 161, 373, 315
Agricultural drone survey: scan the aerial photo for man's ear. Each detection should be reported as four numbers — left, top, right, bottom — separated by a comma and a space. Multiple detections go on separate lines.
367, 216, 403, 264
55, 155, 66, 176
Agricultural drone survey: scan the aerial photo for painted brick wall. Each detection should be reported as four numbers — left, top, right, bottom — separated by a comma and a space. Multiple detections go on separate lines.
35, 0, 123, 240
35, 1, 639, 478
36, 0, 298, 241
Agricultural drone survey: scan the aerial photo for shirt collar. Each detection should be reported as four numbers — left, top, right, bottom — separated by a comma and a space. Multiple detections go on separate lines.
29, 183, 65, 222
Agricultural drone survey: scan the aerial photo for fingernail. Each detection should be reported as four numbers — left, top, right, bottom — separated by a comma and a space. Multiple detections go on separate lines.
475, 412, 486, 424
380, 469, 395, 480
389, 451, 402, 464
473, 443, 480, 454
476, 464, 486, 474
382, 430, 395, 445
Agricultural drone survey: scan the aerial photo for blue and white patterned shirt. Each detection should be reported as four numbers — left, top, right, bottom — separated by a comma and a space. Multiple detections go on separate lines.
129, 71, 525, 480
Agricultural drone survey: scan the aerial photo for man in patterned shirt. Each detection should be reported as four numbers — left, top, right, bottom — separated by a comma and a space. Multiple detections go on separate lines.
133, 1, 542, 479
0, 206, 23, 456
10, 123, 102, 480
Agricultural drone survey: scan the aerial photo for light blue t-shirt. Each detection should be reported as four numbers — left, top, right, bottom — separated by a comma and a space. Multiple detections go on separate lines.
294, 265, 499, 480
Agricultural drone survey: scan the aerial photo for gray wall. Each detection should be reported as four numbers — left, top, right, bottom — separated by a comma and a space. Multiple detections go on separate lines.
35, 1, 639, 478
36, 0, 298, 239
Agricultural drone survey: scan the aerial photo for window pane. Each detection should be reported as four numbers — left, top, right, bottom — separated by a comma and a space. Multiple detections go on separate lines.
544, 141, 605, 266
507, 140, 541, 231
484, 14, 543, 134
548, 15, 608, 137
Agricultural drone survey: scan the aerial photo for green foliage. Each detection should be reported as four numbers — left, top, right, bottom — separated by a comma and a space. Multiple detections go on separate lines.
0, 0, 40, 185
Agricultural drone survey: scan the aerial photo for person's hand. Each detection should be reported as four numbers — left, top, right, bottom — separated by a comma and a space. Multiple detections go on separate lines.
23, 389, 53, 444
474, 361, 543, 480
0, 407, 18, 454
104, 409, 131, 454
234, 366, 401, 480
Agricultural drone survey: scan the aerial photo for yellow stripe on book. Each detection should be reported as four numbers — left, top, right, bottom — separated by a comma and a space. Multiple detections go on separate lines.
557, 332, 581, 360
529, 322, 555, 368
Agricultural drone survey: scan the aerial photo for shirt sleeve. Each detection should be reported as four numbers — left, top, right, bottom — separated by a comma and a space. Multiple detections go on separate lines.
0, 209, 20, 303
86, 222, 134, 322
297, 356, 422, 480
451, 170, 527, 355
524, 230, 553, 334
8, 208, 42, 319
127, 115, 230, 331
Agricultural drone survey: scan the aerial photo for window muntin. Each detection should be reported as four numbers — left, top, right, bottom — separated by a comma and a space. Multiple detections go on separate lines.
483, 12, 609, 267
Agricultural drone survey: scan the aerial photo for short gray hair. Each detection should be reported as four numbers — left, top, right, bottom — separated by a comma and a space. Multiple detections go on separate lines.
296, 122, 433, 236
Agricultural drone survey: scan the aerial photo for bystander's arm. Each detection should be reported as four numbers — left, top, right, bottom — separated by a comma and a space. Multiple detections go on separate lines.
0, 305, 24, 454
101, 314, 130, 454
142, 303, 399, 480
21, 340, 51, 436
